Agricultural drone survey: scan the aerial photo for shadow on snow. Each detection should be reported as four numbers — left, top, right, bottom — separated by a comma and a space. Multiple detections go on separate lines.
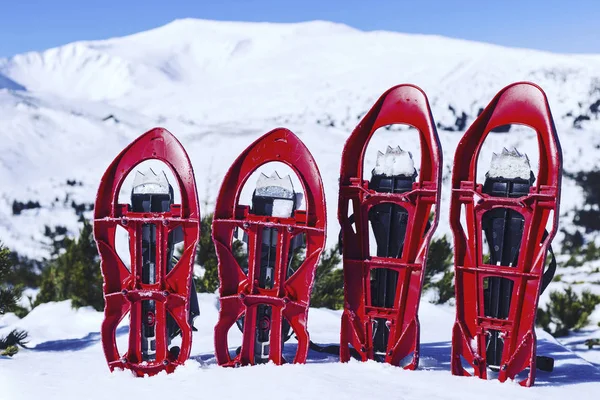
31, 326, 129, 352
192, 338, 600, 386
28, 324, 600, 386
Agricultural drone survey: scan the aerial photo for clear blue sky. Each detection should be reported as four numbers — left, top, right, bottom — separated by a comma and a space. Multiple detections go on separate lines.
1, 0, 599, 57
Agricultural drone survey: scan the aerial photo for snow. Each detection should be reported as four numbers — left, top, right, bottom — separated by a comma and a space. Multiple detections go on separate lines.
271, 199, 295, 218
0, 312, 20, 329
16, 288, 39, 310
1, 294, 599, 400
0, 72, 25, 91
486, 148, 532, 180
373, 146, 417, 177
0, 301, 103, 347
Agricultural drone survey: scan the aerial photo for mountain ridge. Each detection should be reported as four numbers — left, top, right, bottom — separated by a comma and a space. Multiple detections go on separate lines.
0, 18, 599, 259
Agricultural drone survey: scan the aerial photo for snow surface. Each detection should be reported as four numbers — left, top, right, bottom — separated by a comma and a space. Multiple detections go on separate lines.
0, 72, 25, 91
1, 294, 599, 400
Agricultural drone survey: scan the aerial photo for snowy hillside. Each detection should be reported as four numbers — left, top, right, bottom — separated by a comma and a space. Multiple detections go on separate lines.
2, 19, 600, 259
2, 295, 600, 400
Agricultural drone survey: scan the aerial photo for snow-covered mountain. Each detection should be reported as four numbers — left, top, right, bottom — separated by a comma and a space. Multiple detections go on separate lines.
1, 18, 600, 258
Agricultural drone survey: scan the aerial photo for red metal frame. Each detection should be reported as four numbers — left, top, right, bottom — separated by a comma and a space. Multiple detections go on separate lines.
338, 84, 442, 369
94, 127, 200, 376
449, 82, 562, 386
213, 128, 326, 366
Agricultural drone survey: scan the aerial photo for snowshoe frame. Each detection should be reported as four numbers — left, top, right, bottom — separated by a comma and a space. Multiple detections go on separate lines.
338, 84, 442, 369
94, 128, 200, 376
213, 128, 326, 366
449, 82, 562, 386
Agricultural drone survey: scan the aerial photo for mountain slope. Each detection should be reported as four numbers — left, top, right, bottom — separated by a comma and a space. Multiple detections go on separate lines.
2, 20, 600, 258
2, 19, 600, 125
0, 18, 599, 270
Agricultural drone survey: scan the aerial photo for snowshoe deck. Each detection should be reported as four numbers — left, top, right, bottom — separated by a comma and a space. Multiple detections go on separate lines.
94, 128, 200, 376
338, 84, 442, 369
213, 128, 326, 366
449, 82, 562, 386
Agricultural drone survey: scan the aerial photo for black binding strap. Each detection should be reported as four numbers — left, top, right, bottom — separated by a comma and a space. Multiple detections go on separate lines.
308, 341, 362, 360
541, 230, 557, 295
338, 214, 354, 255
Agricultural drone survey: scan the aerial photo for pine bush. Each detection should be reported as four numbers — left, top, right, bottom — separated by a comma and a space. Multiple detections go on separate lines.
35, 221, 103, 311
536, 287, 600, 337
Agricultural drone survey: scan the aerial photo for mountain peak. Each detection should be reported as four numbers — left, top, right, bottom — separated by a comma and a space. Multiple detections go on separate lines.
155, 17, 360, 34
109, 17, 361, 46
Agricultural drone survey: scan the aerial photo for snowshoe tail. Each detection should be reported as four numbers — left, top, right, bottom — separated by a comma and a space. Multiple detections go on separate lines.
338, 84, 442, 369
94, 128, 201, 376
213, 128, 326, 366
449, 82, 562, 386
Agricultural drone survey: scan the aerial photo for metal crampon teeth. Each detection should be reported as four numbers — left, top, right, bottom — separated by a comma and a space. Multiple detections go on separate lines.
487, 147, 532, 180
255, 171, 295, 199
373, 145, 416, 177
132, 168, 171, 195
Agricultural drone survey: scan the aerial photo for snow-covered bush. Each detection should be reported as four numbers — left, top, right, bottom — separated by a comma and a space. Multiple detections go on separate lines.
34, 221, 103, 311
194, 213, 247, 293
310, 244, 343, 309
0, 243, 23, 315
537, 287, 600, 337
0, 242, 29, 356
425, 235, 454, 304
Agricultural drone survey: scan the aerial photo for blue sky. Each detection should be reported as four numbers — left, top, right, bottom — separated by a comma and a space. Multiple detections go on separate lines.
1, 0, 599, 57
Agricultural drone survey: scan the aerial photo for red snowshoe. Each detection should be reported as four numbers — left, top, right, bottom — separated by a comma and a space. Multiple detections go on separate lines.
449, 82, 562, 386
213, 128, 327, 366
94, 128, 201, 376
338, 84, 442, 368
